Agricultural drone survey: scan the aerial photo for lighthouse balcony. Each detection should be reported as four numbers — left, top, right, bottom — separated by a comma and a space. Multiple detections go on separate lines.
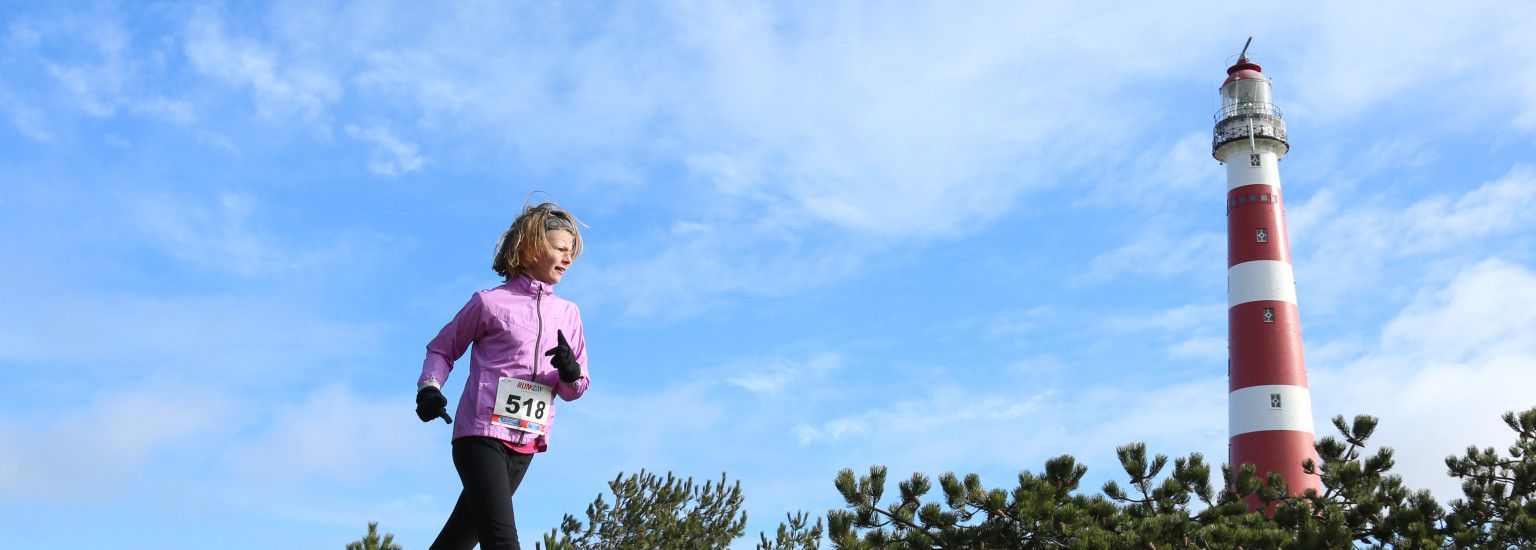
1212, 111, 1289, 159
1214, 101, 1283, 123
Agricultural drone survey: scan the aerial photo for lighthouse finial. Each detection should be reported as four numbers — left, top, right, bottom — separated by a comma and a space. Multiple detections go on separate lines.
1238, 37, 1253, 63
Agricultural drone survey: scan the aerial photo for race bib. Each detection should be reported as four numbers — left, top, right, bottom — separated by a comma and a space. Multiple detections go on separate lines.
492, 377, 554, 435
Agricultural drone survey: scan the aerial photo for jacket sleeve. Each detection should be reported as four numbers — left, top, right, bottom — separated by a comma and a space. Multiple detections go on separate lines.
555, 303, 590, 401
419, 292, 485, 389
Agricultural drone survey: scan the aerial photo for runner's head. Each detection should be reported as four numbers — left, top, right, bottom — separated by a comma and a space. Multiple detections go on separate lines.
493, 202, 583, 284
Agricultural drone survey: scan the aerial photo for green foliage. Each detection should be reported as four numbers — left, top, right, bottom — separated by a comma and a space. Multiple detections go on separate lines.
825, 406, 1536, 549
1443, 407, 1536, 547
344, 521, 401, 550
539, 470, 748, 549
532, 406, 1536, 548
826, 456, 1121, 548
1284, 414, 1445, 548
757, 511, 824, 550
1102, 444, 1285, 548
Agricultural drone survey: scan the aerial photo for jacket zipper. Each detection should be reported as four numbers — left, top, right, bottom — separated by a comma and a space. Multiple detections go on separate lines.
532, 287, 544, 383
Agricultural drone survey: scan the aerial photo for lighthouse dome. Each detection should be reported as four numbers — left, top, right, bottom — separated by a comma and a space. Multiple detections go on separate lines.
1224, 61, 1268, 85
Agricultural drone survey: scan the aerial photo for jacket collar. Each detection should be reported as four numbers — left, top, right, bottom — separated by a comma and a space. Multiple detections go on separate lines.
506, 273, 555, 297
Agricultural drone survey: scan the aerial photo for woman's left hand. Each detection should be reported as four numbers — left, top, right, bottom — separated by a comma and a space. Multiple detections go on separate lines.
545, 329, 581, 383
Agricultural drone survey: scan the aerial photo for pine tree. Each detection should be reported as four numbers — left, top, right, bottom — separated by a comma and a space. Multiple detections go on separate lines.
1284, 415, 1444, 547
825, 456, 1121, 548
757, 511, 824, 550
539, 470, 749, 549
822, 407, 1536, 548
345, 521, 402, 550
536, 405, 1536, 548
1444, 407, 1536, 547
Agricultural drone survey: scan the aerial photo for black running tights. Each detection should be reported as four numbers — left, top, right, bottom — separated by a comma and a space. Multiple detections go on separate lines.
429, 436, 534, 550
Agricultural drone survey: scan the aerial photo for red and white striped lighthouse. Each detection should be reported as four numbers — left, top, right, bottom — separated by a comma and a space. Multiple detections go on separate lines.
1212, 41, 1322, 502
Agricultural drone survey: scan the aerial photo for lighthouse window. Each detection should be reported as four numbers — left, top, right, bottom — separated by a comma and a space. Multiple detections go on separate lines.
1248, 194, 1257, 203
1256, 228, 1268, 243
1250, 153, 1261, 167
1270, 393, 1282, 408
1261, 194, 1270, 202
1262, 308, 1275, 323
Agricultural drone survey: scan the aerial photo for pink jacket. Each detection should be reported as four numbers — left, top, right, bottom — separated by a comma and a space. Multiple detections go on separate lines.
419, 274, 590, 451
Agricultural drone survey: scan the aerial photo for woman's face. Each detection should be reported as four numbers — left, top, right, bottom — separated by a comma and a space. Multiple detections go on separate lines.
526, 229, 575, 285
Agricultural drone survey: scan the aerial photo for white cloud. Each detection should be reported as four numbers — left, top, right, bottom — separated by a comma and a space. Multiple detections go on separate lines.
0, 381, 449, 540
184, 9, 341, 125
131, 192, 270, 275
791, 388, 1052, 447
1060, 302, 1232, 363
22, 1, 1517, 320
1398, 167, 1536, 252
5, 18, 42, 50
345, 123, 425, 176
813, 258, 1536, 502
556, 379, 734, 469
578, 225, 864, 318
3, 5, 194, 126
671, 6, 1081, 238
1291, 166, 1536, 311
323, 2, 1251, 315
0, 285, 388, 384
130, 95, 196, 125
1005, 354, 1068, 375
1309, 258, 1536, 501
928, 258, 1536, 500
1102, 303, 1220, 336
47, 60, 127, 118
986, 306, 1061, 338
1167, 336, 1226, 363
1083, 164, 1536, 328
1379, 258, 1536, 359
725, 353, 844, 397
1085, 229, 1225, 283
0, 383, 236, 499
1074, 376, 1230, 462
0, 92, 50, 141
1028, 257, 1536, 502
124, 191, 387, 279
1288, 0, 1536, 127
4, 0, 1525, 386
348, 4, 684, 161
793, 417, 872, 446
1083, 133, 1222, 213
224, 385, 437, 483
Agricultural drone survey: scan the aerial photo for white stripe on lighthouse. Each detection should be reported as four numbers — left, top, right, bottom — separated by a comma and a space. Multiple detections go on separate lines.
1224, 150, 1282, 190
1227, 260, 1297, 307
1229, 385, 1315, 436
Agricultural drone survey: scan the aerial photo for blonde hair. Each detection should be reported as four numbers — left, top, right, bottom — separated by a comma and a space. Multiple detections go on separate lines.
492, 202, 584, 279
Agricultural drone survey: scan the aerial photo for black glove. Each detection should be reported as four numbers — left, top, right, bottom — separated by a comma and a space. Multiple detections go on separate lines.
416, 386, 452, 424
545, 329, 582, 384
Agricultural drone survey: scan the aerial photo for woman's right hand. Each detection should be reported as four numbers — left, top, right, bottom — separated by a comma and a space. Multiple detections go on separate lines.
416, 386, 452, 424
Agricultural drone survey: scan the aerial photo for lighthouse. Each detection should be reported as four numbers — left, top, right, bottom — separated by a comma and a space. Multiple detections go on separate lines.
1213, 40, 1322, 502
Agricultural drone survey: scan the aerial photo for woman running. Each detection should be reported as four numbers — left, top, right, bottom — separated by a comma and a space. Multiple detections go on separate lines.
414, 202, 590, 550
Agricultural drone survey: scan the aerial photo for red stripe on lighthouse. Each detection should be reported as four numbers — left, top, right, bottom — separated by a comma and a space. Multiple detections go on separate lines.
1228, 301, 1308, 389
1230, 430, 1322, 495
1227, 184, 1291, 266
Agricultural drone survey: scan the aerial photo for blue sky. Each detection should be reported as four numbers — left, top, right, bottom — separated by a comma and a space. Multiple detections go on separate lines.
3, 1, 1535, 548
